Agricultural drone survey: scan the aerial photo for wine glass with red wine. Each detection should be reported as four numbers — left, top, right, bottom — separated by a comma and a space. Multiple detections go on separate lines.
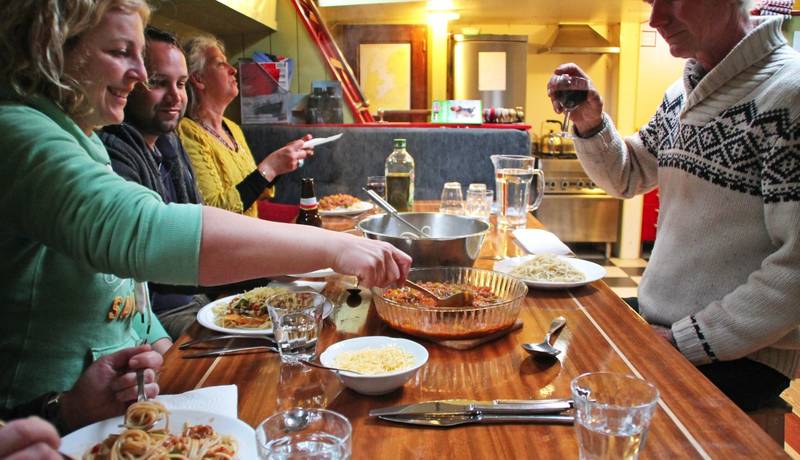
553, 75, 589, 138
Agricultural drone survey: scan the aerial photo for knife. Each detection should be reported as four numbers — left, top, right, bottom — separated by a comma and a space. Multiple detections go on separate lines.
369, 398, 573, 417
181, 345, 278, 358
378, 413, 574, 427
179, 334, 274, 350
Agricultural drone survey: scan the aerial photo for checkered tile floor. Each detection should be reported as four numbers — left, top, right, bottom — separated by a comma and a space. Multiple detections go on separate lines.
602, 258, 647, 299
570, 244, 649, 299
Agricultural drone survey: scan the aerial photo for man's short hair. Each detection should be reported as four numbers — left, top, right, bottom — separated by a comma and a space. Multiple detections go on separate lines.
145, 26, 181, 49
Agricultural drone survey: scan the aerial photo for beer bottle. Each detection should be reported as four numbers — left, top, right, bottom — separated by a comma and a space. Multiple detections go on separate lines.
295, 178, 323, 227
385, 138, 415, 212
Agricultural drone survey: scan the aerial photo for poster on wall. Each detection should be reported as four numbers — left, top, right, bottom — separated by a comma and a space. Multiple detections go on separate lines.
431, 100, 483, 124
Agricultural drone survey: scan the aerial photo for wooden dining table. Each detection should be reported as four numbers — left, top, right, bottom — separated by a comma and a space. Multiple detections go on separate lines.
159, 201, 787, 459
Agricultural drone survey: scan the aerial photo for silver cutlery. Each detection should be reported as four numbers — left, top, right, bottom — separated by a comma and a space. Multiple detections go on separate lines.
522, 316, 567, 358
179, 334, 274, 350
370, 398, 573, 417
182, 345, 278, 359
300, 359, 364, 375
378, 413, 574, 427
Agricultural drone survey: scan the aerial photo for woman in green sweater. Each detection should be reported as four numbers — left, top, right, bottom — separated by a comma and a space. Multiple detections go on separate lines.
0, 0, 410, 434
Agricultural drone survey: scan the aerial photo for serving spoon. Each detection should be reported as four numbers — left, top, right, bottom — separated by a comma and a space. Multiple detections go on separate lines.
522, 316, 567, 358
404, 279, 469, 308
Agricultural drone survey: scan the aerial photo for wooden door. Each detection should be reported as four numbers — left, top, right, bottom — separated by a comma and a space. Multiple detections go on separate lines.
340, 25, 428, 122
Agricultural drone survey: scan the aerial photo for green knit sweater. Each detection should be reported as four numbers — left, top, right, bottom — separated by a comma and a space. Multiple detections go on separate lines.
0, 92, 203, 407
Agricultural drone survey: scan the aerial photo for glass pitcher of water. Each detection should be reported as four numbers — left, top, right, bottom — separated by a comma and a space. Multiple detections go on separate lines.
490, 155, 544, 229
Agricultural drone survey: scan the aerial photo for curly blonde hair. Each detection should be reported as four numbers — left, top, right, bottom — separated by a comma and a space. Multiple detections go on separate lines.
0, 0, 150, 116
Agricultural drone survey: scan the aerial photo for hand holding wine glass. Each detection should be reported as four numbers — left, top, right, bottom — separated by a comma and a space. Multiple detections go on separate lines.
547, 64, 604, 137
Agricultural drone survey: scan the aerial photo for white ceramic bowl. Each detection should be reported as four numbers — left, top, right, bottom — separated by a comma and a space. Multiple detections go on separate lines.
319, 336, 428, 395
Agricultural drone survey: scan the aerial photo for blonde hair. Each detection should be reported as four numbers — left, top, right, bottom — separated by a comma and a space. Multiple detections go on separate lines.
182, 34, 226, 117
0, 0, 150, 116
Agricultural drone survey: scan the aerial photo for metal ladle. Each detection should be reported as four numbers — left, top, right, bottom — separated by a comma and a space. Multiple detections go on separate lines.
522, 316, 567, 358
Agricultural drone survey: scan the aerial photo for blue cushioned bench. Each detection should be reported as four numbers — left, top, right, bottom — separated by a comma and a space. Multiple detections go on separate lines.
242, 124, 531, 204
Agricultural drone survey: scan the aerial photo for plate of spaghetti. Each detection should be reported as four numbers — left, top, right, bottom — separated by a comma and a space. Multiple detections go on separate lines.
197, 283, 333, 335
494, 254, 606, 289
61, 400, 256, 459
318, 194, 373, 216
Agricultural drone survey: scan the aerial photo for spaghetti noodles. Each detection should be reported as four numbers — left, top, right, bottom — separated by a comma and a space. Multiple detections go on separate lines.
509, 254, 585, 282
213, 286, 288, 329
82, 401, 238, 460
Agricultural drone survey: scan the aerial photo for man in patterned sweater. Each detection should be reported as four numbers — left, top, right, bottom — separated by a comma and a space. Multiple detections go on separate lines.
548, 0, 800, 410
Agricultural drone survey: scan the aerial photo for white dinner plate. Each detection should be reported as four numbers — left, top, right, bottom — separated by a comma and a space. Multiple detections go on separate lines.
60, 409, 256, 459
196, 281, 333, 335
494, 255, 606, 289
319, 200, 373, 217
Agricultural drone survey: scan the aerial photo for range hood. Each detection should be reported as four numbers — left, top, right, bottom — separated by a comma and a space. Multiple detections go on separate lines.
538, 24, 620, 54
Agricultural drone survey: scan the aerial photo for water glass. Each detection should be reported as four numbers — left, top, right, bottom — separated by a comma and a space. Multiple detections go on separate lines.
256, 408, 352, 460
571, 372, 659, 460
366, 176, 386, 199
267, 291, 327, 363
439, 182, 464, 215
465, 186, 492, 223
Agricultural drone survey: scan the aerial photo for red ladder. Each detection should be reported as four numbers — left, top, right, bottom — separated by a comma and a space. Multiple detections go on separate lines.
290, 0, 374, 123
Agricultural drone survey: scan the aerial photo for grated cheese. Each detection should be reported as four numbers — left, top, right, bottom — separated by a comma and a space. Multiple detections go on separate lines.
333, 345, 415, 375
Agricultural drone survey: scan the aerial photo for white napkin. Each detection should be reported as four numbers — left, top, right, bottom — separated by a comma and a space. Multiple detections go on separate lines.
157, 385, 238, 418
512, 229, 572, 256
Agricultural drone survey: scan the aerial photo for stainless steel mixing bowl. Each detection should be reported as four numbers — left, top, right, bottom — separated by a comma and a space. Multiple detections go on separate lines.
356, 213, 489, 267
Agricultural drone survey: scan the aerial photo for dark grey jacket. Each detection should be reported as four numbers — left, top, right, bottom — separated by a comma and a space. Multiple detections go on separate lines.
100, 123, 202, 205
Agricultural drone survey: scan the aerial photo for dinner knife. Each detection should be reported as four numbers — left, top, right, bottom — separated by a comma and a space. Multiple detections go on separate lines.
378, 413, 574, 427
369, 398, 573, 417
179, 334, 274, 350
181, 345, 278, 358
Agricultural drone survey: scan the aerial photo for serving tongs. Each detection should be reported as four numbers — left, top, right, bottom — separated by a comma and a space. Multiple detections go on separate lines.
362, 187, 429, 239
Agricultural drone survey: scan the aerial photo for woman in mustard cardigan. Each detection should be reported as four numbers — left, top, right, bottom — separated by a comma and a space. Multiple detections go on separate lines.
179, 35, 310, 217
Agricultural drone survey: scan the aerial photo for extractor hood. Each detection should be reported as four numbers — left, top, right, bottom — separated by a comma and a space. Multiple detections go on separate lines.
538, 24, 620, 54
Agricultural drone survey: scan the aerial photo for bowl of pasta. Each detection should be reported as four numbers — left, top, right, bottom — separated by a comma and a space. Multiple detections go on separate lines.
357, 213, 489, 267
372, 267, 528, 340
319, 336, 429, 395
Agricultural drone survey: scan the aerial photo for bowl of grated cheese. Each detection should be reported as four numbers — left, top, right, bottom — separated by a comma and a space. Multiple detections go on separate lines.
319, 336, 428, 395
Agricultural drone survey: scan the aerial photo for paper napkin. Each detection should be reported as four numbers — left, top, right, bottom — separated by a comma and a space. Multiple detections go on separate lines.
158, 384, 238, 418
512, 229, 572, 256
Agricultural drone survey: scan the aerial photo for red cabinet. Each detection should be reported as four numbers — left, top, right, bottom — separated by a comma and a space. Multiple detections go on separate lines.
641, 189, 659, 242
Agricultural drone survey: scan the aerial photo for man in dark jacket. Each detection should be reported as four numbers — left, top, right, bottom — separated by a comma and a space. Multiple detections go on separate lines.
99, 27, 206, 339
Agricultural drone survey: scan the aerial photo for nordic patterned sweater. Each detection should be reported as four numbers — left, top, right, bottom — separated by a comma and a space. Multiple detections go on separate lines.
573, 17, 800, 378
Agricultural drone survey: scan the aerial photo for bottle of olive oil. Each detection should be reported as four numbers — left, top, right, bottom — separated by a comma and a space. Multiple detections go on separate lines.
384, 138, 415, 211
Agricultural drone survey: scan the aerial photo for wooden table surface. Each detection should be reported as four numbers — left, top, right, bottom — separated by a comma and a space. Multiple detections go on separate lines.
159, 201, 786, 459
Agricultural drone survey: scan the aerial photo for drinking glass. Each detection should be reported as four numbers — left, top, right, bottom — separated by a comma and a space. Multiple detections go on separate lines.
553, 75, 590, 138
256, 408, 352, 460
466, 185, 492, 223
267, 291, 327, 363
571, 372, 659, 460
439, 182, 464, 215
365, 175, 386, 199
